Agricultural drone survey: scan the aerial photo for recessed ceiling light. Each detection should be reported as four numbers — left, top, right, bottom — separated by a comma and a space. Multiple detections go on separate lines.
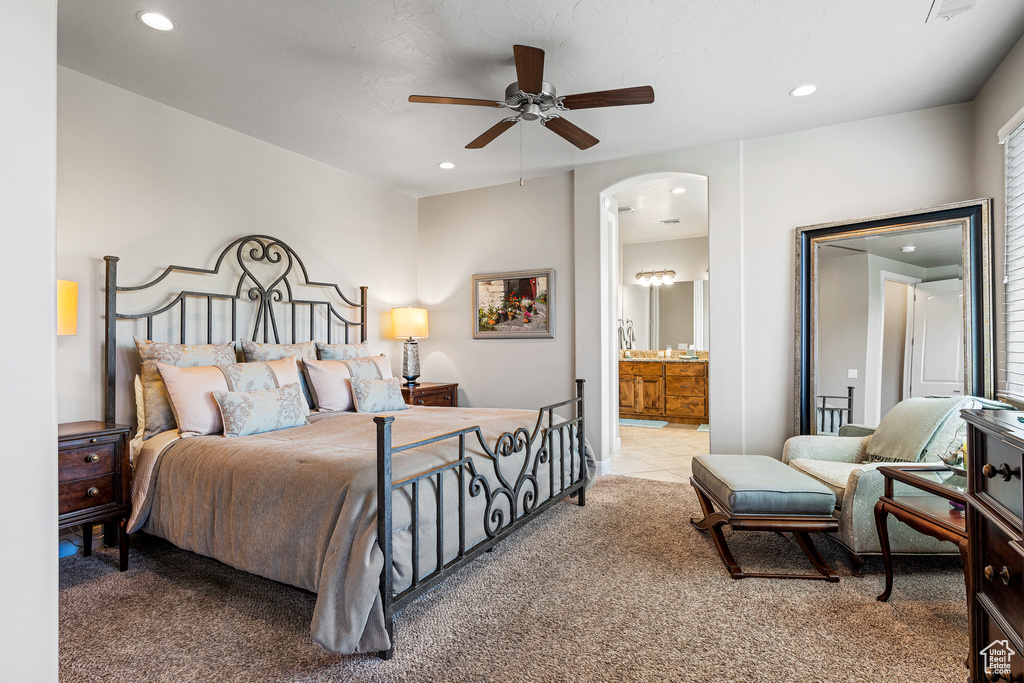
670, 187, 686, 194
789, 84, 817, 97
901, 245, 916, 253
437, 162, 455, 170
137, 11, 174, 31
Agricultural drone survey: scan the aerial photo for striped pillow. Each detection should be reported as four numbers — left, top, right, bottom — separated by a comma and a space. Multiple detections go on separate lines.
157, 356, 306, 436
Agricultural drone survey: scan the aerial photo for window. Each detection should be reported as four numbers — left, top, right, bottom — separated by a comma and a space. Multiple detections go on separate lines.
1001, 119, 1024, 401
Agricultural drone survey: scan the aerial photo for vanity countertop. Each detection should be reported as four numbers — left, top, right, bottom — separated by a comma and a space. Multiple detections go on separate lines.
620, 357, 706, 363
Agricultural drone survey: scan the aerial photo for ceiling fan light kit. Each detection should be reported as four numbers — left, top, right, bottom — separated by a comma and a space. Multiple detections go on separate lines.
409, 45, 655, 151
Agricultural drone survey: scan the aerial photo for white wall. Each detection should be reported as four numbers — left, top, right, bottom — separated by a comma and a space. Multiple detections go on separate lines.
621, 237, 709, 284
974, 32, 1024, 395
57, 68, 418, 425
1, 2, 58, 680
416, 173, 575, 410
817, 254, 870, 422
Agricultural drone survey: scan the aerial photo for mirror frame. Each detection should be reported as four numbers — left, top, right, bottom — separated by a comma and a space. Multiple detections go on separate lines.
795, 198, 994, 435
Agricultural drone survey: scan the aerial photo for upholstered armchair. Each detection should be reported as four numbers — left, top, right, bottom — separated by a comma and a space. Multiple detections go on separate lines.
782, 397, 1005, 573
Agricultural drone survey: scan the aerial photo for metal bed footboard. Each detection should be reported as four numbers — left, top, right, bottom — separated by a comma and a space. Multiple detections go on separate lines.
374, 379, 586, 659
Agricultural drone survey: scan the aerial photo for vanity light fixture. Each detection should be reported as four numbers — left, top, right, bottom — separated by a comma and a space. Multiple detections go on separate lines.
636, 269, 676, 287
671, 187, 686, 194
137, 11, 175, 31
901, 245, 917, 253
437, 162, 455, 169
789, 84, 817, 97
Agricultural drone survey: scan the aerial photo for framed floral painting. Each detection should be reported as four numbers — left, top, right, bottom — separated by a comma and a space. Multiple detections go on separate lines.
472, 269, 553, 339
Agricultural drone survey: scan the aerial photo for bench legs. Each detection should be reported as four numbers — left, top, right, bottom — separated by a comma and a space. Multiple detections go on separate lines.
689, 479, 840, 583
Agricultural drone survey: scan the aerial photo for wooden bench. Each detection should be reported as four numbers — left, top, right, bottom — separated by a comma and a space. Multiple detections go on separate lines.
690, 454, 840, 582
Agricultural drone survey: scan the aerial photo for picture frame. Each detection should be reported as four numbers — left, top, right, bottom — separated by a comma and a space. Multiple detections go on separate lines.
472, 269, 554, 339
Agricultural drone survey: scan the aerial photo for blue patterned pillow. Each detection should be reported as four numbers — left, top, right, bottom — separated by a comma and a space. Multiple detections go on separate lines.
350, 377, 409, 413
213, 383, 310, 437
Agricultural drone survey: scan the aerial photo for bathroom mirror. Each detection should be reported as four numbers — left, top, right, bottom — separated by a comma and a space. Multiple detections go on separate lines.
620, 280, 709, 351
795, 199, 993, 435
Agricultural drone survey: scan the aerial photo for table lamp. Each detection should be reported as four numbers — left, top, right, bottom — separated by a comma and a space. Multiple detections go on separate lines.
391, 307, 428, 385
57, 280, 78, 336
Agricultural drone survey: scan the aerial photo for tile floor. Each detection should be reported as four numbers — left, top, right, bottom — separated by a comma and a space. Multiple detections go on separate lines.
611, 422, 709, 483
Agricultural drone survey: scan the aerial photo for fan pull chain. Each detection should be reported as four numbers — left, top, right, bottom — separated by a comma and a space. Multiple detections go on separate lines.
520, 123, 524, 187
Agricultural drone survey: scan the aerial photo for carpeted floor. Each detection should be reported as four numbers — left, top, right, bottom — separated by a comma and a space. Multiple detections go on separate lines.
59, 476, 968, 682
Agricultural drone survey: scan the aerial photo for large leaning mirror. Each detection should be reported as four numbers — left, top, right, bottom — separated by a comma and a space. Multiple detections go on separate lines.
795, 199, 994, 435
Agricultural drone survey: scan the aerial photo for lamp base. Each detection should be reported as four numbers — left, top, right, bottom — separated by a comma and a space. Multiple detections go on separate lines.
402, 338, 420, 387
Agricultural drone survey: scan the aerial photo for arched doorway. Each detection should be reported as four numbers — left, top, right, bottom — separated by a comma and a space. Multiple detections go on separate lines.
600, 171, 711, 479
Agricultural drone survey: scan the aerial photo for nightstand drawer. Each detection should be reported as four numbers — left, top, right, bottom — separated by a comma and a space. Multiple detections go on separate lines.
59, 475, 117, 515
412, 390, 455, 407
58, 442, 118, 482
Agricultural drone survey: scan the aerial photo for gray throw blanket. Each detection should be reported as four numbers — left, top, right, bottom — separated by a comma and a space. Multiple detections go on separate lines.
866, 396, 1012, 463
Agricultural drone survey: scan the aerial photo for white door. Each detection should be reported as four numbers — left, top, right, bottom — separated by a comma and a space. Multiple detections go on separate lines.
907, 279, 964, 398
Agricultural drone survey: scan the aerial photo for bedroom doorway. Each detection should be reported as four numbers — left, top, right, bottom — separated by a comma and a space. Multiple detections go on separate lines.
602, 172, 710, 482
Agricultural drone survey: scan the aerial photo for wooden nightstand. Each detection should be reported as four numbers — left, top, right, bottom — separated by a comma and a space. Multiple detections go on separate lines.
401, 382, 459, 407
58, 421, 132, 571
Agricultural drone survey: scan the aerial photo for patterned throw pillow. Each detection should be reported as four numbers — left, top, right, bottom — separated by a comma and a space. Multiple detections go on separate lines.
135, 338, 236, 439
315, 341, 370, 361
350, 377, 409, 414
213, 383, 310, 437
157, 357, 305, 436
240, 340, 317, 407
304, 356, 392, 412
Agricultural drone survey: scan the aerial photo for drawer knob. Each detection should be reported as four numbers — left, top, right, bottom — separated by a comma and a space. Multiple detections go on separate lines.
87, 454, 100, 463
417, 400, 424, 405
90, 438, 98, 443
982, 463, 1014, 481
983, 565, 1012, 585
86, 487, 100, 497
444, 395, 451, 401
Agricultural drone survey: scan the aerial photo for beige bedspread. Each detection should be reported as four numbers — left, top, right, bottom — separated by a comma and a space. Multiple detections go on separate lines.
129, 405, 594, 655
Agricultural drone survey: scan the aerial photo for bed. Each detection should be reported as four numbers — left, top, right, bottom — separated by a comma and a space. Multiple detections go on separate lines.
104, 235, 592, 658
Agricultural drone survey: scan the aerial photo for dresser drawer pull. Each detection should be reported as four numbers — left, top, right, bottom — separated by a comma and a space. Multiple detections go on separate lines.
983, 564, 1012, 585
417, 400, 425, 405
86, 487, 100, 498
90, 438, 98, 443
982, 463, 1015, 481
87, 454, 100, 463
444, 395, 451, 401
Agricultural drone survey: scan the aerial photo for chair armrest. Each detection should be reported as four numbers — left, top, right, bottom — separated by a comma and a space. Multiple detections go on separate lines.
838, 424, 876, 438
782, 435, 870, 465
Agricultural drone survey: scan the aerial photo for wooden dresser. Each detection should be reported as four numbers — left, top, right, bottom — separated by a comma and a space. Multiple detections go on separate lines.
58, 421, 132, 571
401, 382, 458, 407
963, 409, 1024, 682
618, 360, 708, 425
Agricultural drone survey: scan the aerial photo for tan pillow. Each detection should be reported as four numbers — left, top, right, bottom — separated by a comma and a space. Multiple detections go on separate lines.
157, 357, 306, 436
135, 338, 236, 439
305, 356, 392, 412
316, 341, 370, 360
239, 340, 316, 407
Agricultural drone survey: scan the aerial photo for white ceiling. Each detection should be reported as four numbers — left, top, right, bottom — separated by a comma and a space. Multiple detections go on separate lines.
613, 176, 708, 244
57, 1, 1024, 198
818, 222, 964, 269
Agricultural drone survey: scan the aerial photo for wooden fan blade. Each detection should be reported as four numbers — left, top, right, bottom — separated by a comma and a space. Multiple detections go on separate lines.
513, 45, 545, 94
559, 86, 655, 110
409, 95, 502, 107
543, 117, 599, 150
466, 119, 518, 149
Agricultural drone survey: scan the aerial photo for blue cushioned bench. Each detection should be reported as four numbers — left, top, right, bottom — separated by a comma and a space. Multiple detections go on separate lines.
690, 454, 840, 582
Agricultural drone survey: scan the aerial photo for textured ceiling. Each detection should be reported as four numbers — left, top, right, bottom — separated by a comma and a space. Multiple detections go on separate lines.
613, 176, 708, 244
57, 1, 1024, 198
818, 222, 963, 269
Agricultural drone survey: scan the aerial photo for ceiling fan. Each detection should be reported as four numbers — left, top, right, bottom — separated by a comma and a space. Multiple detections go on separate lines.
409, 45, 655, 150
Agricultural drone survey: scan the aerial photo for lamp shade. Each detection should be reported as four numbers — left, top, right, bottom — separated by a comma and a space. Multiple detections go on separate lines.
57, 279, 78, 336
391, 307, 428, 339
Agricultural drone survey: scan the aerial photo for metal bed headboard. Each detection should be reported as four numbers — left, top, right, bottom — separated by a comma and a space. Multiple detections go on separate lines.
104, 234, 368, 424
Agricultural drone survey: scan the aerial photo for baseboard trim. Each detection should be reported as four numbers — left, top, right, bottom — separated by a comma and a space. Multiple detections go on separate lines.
594, 458, 612, 476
